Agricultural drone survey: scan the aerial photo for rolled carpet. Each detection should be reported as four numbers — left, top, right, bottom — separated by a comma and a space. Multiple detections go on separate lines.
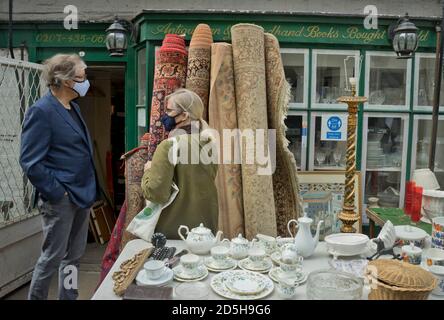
209, 43, 245, 239
264, 33, 302, 237
147, 34, 188, 161
186, 24, 213, 121
120, 133, 149, 251
231, 23, 277, 239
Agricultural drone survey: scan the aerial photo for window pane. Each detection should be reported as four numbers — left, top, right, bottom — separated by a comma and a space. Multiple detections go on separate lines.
368, 55, 407, 106
417, 57, 444, 106
282, 53, 305, 104
315, 54, 355, 104
137, 107, 146, 141
313, 116, 347, 170
284, 115, 303, 169
137, 48, 146, 105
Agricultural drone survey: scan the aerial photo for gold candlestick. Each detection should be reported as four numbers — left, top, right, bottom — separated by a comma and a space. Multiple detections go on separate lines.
337, 79, 367, 233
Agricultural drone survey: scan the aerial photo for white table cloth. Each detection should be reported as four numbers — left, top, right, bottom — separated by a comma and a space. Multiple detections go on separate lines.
93, 239, 374, 300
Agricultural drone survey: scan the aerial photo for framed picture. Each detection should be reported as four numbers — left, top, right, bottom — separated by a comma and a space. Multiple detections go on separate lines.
298, 171, 363, 238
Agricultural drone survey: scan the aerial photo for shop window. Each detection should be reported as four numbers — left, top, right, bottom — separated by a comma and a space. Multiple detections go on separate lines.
281, 49, 308, 108
414, 53, 444, 111
365, 52, 411, 110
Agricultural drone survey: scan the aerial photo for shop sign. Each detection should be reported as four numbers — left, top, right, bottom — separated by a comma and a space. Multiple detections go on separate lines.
321, 115, 347, 141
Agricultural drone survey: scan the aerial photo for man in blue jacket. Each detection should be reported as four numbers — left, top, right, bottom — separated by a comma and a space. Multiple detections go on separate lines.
20, 54, 98, 300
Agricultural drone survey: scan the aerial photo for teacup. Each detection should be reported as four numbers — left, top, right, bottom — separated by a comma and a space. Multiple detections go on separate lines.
180, 254, 201, 275
276, 237, 294, 249
248, 246, 266, 266
280, 261, 303, 276
144, 260, 168, 280
429, 265, 444, 296
211, 245, 229, 264
433, 217, 444, 233
256, 234, 277, 255
276, 277, 300, 299
424, 248, 444, 267
401, 243, 422, 265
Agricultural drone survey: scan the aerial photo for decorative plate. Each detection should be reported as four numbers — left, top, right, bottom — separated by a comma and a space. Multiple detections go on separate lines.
173, 265, 208, 282
268, 267, 307, 284
136, 268, 174, 287
210, 270, 274, 300
204, 257, 237, 272
225, 273, 267, 295
238, 258, 273, 273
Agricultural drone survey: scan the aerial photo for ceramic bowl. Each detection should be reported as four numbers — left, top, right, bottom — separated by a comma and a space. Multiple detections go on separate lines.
423, 248, 444, 267
422, 191, 444, 220
429, 265, 444, 296
324, 233, 370, 256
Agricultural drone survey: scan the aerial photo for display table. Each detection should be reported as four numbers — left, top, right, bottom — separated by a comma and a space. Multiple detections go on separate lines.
366, 207, 432, 238
92, 239, 371, 300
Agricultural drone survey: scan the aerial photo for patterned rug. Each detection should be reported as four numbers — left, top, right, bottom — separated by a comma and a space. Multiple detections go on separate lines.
147, 34, 188, 161
264, 33, 302, 237
209, 43, 245, 239
120, 134, 149, 251
186, 24, 212, 121
231, 23, 277, 239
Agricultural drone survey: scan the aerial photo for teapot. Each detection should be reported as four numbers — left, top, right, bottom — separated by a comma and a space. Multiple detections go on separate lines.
221, 234, 250, 259
178, 223, 223, 255
287, 213, 323, 258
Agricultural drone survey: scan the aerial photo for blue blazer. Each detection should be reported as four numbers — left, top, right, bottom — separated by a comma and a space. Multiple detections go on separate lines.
20, 91, 98, 209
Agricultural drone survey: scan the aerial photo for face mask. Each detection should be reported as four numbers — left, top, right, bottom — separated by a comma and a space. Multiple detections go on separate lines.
72, 79, 90, 97
161, 113, 176, 131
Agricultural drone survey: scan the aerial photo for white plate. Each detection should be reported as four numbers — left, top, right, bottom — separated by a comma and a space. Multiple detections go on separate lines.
211, 270, 274, 300
226, 273, 266, 295
238, 258, 273, 273
204, 257, 237, 271
136, 268, 173, 287
395, 225, 428, 241
173, 265, 208, 281
268, 267, 307, 284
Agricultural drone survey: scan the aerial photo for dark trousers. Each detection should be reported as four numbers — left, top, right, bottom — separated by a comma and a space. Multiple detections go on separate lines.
28, 195, 90, 300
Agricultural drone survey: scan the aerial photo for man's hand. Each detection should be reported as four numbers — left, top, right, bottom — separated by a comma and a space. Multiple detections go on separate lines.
144, 161, 152, 172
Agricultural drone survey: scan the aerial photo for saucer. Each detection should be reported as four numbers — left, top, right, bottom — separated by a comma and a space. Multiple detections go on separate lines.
173, 265, 208, 282
136, 268, 173, 287
268, 267, 307, 284
204, 257, 237, 272
238, 258, 273, 273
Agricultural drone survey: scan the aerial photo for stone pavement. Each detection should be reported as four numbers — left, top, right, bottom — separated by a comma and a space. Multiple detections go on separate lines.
3, 242, 106, 300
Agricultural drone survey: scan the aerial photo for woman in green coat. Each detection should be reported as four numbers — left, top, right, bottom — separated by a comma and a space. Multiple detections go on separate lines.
141, 89, 219, 239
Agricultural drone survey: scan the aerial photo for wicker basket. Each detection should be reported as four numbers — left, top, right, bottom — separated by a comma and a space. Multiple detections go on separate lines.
366, 260, 437, 300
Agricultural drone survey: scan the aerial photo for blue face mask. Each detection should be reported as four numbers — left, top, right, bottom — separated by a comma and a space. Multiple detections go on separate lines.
72, 79, 90, 97
161, 113, 176, 131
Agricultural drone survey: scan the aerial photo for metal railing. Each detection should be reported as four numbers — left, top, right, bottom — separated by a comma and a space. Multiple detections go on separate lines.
0, 56, 45, 228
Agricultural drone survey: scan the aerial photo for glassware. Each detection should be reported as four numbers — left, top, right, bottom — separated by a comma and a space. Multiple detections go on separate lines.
306, 269, 363, 300
316, 150, 326, 166
333, 150, 342, 166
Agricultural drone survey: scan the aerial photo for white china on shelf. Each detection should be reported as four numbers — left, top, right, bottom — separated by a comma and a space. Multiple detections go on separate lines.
136, 267, 174, 287
178, 223, 223, 255
238, 257, 273, 273
210, 270, 274, 300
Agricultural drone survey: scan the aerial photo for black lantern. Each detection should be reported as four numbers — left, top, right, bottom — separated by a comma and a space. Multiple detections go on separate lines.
105, 17, 128, 57
390, 13, 419, 59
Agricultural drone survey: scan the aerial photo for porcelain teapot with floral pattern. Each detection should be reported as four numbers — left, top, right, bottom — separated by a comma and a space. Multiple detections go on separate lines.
178, 223, 223, 255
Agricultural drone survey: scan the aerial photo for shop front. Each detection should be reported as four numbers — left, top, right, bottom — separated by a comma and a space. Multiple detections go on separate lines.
131, 11, 443, 223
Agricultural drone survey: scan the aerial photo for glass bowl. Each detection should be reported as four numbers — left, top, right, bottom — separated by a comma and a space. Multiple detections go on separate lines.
174, 282, 209, 300
306, 269, 363, 300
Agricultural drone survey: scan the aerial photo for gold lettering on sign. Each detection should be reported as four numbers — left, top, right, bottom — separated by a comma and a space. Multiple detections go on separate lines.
269, 25, 305, 37
342, 26, 386, 43
304, 26, 340, 39
418, 30, 430, 42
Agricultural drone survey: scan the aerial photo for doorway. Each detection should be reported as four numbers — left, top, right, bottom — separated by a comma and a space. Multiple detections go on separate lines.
76, 65, 126, 227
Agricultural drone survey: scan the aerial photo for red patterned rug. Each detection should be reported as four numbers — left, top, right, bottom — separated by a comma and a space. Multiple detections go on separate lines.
147, 34, 188, 161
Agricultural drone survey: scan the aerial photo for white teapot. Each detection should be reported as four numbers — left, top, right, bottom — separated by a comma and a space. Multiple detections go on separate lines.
178, 223, 223, 255
221, 234, 250, 259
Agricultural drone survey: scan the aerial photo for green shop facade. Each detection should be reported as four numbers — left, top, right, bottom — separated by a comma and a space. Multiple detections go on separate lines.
2, 11, 444, 221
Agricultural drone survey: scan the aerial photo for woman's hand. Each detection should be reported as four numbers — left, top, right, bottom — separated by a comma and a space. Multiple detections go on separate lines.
144, 161, 152, 172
